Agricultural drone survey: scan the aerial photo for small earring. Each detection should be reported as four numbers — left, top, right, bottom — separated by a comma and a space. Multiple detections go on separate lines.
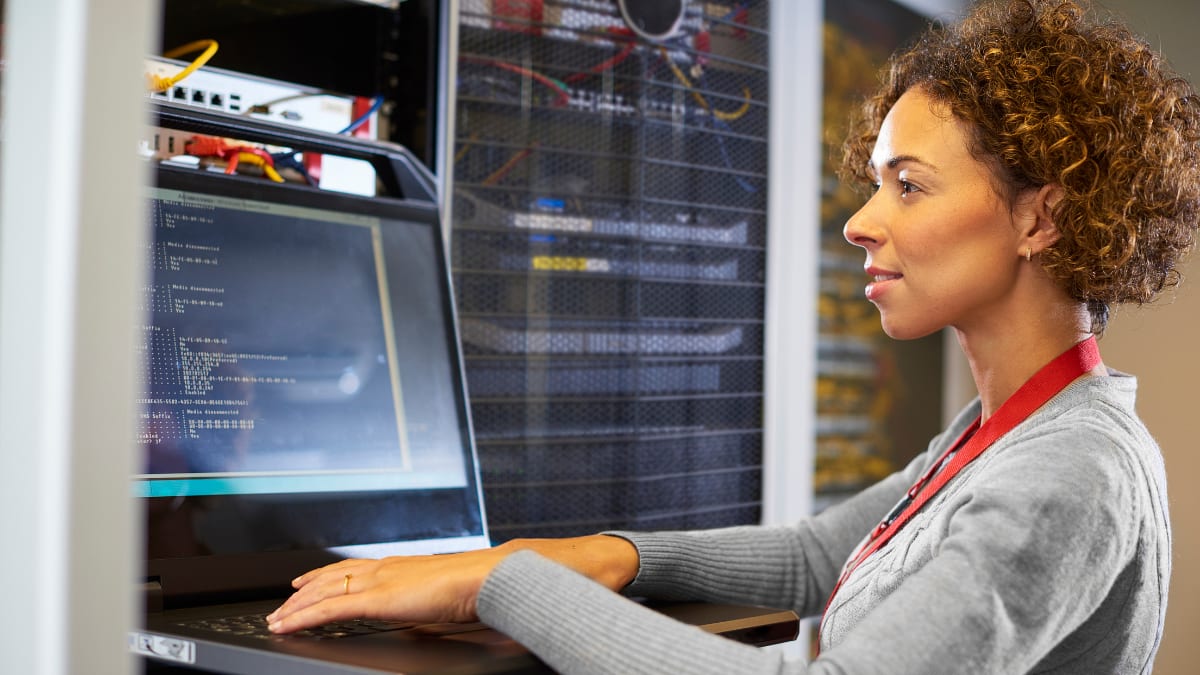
1025, 247, 1032, 262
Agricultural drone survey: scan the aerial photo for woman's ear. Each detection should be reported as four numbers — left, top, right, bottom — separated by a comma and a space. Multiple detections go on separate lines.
1018, 183, 1064, 256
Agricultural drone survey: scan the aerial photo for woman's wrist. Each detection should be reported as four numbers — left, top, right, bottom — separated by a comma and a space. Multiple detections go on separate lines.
495, 534, 640, 592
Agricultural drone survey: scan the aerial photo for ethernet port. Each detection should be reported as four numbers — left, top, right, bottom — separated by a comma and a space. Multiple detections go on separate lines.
191, 89, 206, 104
209, 93, 224, 108
172, 86, 187, 100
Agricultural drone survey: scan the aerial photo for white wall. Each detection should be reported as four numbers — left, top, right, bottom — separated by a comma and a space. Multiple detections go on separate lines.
0, 0, 155, 672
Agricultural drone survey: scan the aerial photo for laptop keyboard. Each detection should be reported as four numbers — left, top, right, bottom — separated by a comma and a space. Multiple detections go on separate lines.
178, 613, 418, 640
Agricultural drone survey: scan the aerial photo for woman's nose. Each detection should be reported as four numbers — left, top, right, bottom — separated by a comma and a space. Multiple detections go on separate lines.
843, 197, 882, 249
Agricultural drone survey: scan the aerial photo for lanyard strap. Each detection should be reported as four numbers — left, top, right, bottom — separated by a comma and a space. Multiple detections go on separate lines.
818, 336, 1101, 644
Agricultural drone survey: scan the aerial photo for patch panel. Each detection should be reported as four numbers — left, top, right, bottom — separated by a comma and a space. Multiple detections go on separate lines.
150, 84, 243, 113
144, 56, 365, 136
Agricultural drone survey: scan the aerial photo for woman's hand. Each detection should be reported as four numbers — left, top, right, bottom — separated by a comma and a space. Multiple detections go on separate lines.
265, 534, 639, 634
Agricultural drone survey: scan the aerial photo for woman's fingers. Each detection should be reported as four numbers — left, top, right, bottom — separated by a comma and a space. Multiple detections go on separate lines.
268, 562, 370, 626
267, 593, 365, 634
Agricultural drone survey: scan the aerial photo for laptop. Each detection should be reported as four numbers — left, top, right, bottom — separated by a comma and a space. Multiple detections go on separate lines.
132, 104, 799, 674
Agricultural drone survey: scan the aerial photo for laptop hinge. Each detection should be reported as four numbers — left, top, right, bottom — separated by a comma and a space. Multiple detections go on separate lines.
141, 579, 164, 614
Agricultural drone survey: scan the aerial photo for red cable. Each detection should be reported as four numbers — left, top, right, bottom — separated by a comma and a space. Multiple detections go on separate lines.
565, 41, 636, 84
461, 55, 570, 106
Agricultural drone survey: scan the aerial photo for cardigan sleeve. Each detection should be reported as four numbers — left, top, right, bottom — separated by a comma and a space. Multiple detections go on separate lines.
478, 550, 801, 675
608, 466, 913, 617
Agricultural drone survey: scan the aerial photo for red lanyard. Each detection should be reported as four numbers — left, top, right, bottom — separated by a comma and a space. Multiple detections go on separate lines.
817, 336, 1101, 647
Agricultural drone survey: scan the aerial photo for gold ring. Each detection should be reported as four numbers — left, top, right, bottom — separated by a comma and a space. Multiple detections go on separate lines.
343, 573, 352, 595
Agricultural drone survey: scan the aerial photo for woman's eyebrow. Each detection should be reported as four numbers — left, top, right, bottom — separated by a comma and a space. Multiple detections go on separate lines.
886, 154, 939, 171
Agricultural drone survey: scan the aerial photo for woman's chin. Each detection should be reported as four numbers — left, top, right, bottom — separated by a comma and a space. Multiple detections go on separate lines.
878, 316, 941, 341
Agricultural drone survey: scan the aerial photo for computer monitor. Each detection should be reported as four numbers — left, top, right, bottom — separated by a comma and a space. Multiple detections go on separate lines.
137, 159, 488, 569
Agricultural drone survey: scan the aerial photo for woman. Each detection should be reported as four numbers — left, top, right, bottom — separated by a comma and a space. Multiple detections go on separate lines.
267, 1, 1200, 672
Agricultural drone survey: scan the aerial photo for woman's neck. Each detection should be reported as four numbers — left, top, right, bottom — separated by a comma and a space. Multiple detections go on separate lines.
955, 303, 1099, 422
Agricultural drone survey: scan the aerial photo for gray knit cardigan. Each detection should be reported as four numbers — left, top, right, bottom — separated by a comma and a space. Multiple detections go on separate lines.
477, 372, 1170, 674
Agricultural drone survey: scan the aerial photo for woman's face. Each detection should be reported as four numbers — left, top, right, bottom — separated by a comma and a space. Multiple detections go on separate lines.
843, 88, 1028, 340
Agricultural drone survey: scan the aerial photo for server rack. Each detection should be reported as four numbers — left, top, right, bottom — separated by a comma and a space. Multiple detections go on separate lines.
447, 0, 770, 542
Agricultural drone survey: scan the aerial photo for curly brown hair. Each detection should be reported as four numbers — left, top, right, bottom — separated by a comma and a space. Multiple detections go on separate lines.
841, 0, 1200, 333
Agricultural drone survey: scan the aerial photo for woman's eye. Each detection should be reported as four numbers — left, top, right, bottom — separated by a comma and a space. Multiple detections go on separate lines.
898, 180, 920, 195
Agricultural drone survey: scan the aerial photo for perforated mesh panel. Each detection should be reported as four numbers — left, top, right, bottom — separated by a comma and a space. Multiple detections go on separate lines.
450, 0, 769, 542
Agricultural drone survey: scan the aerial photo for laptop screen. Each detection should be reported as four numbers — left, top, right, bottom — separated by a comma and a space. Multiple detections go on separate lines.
138, 165, 488, 566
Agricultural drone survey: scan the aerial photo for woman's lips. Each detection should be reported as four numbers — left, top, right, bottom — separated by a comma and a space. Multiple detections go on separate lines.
864, 269, 902, 301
